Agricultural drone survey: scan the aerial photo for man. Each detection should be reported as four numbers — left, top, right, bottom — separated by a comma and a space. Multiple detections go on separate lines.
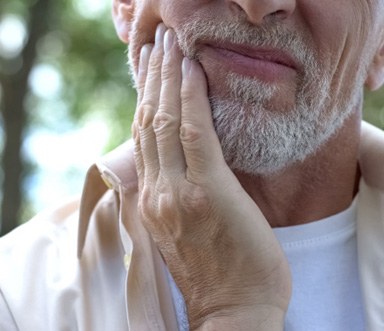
1, 0, 384, 330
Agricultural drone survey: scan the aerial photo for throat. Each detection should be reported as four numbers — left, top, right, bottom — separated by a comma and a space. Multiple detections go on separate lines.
235, 157, 360, 228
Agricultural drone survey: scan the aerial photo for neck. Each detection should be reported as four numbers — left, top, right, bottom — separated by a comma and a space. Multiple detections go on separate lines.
235, 110, 361, 228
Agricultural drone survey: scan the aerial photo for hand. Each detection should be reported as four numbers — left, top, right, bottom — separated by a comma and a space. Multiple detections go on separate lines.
132, 23, 291, 330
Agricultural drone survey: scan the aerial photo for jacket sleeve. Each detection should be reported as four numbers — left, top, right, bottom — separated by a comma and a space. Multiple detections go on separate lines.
0, 288, 18, 331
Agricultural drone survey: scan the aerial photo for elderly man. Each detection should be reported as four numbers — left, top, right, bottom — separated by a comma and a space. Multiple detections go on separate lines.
1, 0, 384, 330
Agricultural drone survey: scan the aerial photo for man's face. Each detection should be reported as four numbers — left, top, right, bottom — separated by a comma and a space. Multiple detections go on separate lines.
125, 0, 383, 175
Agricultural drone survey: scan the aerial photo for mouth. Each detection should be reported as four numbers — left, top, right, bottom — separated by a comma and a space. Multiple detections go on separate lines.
200, 41, 298, 83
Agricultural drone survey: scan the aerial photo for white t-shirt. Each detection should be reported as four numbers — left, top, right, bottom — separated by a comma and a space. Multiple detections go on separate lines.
168, 198, 365, 331
274, 198, 365, 330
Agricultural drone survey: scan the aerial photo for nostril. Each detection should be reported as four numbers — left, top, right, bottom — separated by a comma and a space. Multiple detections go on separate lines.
228, 2, 244, 16
273, 10, 286, 16
228, 1, 294, 25
269, 10, 289, 20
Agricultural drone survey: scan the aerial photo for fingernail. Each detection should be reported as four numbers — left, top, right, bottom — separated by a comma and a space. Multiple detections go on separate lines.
182, 57, 192, 77
155, 23, 166, 45
164, 30, 174, 53
139, 44, 152, 73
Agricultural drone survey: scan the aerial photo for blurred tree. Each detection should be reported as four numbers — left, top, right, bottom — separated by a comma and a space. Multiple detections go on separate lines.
0, 0, 53, 236
0, 0, 136, 235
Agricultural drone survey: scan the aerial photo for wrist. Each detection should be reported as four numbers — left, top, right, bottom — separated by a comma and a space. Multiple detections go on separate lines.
192, 305, 286, 331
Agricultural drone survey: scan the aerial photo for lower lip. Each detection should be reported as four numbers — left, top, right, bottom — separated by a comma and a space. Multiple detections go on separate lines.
202, 46, 297, 83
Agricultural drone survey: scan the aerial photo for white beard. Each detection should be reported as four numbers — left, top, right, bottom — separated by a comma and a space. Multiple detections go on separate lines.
208, 70, 334, 175
174, 18, 368, 175
128, 15, 369, 176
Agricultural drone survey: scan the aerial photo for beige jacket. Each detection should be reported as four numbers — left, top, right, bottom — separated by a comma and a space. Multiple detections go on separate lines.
0, 122, 383, 331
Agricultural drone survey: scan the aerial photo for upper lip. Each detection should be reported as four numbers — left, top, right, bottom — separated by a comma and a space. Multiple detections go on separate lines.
204, 41, 299, 70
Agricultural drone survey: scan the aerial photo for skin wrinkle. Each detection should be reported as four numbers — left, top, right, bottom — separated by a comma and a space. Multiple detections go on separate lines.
175, 16, 372, 176
121, 0, 384, 227
128, 14, 372, 176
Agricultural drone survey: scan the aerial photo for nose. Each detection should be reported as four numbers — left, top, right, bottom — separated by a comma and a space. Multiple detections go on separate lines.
228, 0, 296, 24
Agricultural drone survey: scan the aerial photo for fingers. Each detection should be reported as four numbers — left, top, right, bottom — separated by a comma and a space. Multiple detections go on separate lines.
133, 22, 225, 189
180, 58, 225, 181
137, 24, 167, 183
136, 44, 153, 106
133, 45, 152, 190
153, 29, 185, 176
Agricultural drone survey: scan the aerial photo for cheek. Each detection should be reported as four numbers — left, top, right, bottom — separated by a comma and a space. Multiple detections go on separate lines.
302, 1, 373, 98
159, 1, 218, 28
128, 2, 162, 75
129, 0, 202, 73
159, 1, 189, 26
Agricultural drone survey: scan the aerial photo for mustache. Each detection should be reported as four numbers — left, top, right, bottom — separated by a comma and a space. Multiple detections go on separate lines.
175, 16, 318, 74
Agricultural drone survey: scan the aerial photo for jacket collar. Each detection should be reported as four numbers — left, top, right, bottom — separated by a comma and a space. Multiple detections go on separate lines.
359, 121, 384, 190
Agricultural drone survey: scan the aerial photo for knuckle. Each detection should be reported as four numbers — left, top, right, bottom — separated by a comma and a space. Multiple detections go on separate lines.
138, 185, 154, 219
157, 192, 176, 222
180, 123, 202, 144
137, 102, 157, 128
153, 111, 179, 134
179, 184, 211, 216
139, 182, 179, 236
